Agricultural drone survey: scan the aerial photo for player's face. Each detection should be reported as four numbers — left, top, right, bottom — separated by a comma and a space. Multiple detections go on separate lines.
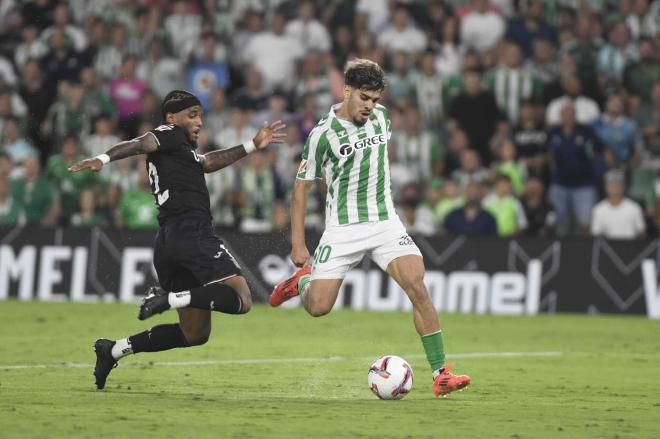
347, 87, 382, 125
172, 106, 203, 142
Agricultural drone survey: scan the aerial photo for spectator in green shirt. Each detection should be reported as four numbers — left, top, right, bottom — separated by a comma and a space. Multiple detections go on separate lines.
483, 174, 528, 237
46, 135, 100, 222
118, 161, 158, 230
0, 174, 24, 225
12, 156, 60, 225
70, 189, 102, 227
492, 139, 526, 195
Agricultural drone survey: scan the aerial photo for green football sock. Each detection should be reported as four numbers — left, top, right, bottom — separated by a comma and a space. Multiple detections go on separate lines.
421, 331, 445, 371
298, 274, 311, 297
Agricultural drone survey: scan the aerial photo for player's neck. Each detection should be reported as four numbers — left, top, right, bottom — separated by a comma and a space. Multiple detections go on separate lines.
335, 102, 352, 122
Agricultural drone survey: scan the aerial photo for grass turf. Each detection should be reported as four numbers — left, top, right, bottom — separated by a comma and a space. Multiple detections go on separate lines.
0, 301, 659, 438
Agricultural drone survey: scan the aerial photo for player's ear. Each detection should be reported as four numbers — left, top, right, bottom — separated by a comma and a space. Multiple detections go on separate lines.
343, 85, 352, 100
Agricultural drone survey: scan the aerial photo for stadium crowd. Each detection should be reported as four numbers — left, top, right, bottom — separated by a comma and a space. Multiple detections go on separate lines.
0, 0, 658, 239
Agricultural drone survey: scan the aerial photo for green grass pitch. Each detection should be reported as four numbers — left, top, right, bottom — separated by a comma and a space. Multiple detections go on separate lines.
1, 301, 659, 438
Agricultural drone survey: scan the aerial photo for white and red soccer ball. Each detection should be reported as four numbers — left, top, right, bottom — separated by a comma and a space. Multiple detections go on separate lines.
368, 355, 414, 400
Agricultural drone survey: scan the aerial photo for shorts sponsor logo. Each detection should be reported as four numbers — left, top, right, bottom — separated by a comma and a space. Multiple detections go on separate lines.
399, 235, 414, 246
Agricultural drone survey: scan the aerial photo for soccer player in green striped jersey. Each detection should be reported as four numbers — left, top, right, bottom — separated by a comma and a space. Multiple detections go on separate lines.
270, 59, 470, 397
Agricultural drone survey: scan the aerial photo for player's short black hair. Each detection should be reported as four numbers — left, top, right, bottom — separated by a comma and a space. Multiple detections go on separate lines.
344, 59, 385, 91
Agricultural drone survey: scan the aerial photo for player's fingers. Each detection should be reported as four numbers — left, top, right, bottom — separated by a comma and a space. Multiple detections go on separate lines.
270, 121, 285, 131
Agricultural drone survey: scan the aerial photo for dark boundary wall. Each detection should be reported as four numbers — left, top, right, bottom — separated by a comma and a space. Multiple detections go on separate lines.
0, 227, 658, 318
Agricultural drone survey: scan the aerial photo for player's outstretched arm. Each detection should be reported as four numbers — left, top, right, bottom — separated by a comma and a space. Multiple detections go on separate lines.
200, 121, 286, 173
291, 178, 313, 267
68, 132, 159, 173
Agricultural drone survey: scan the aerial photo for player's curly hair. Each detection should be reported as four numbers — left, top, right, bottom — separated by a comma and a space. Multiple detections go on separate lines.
344, 59, 385, 91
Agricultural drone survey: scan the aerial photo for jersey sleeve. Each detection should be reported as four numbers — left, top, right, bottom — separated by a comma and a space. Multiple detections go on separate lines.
150, 124, 187, 152
297, 129, 329, 180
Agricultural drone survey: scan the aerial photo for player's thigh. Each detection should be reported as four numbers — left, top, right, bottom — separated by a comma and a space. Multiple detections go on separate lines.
386, 254, 426, 292
307, 278, 344, 310
370, 218, 423, 280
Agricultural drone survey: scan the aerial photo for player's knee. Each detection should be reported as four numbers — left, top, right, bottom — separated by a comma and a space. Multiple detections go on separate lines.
308, 306, 331, 317
406, 276, 430, 304
238, 294, 252, 314
181, 324, 211, 346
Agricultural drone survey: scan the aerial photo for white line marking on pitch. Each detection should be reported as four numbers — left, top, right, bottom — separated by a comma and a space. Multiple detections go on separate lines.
0, 351, 562, 370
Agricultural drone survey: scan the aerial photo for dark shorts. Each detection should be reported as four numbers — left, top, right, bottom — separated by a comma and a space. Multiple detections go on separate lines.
153, 218, 242, 292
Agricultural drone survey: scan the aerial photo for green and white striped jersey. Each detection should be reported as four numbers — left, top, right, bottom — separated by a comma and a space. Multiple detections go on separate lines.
297, 103, 397, 226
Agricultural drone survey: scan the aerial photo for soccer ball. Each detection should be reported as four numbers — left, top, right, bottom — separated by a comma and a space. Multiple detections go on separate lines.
368, 355, 414, 400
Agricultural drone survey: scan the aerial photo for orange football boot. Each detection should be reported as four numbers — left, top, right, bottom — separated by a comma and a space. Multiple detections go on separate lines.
433, 364, 471, 397
269, 266, 312, 307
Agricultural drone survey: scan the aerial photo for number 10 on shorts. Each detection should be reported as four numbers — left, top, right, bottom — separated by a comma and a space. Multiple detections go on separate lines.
314, 245, 332, 264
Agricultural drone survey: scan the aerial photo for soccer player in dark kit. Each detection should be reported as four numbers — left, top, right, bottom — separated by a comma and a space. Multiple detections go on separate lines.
69, 90, 286, 389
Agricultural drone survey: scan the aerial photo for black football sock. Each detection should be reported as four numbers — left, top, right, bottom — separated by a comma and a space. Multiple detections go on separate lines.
167, 283, 243, 314
128, 324, 189, 354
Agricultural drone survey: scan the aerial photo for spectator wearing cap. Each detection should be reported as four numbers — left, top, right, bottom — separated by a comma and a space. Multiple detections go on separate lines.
591, 170, 645, 239
443, 180, 497, 236
377, 3, 427, 55
547, 102, 603, 235
592, 94, 643, 171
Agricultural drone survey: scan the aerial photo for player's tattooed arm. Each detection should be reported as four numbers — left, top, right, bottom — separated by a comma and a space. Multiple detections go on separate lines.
199, 144, 249, 173
68, 132, 159, 173
200, 120, 287, 173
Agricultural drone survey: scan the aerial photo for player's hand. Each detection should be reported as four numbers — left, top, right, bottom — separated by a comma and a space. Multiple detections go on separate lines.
68, 158, 103, 173
291, 243, 311, 267
253, 120, 287, 149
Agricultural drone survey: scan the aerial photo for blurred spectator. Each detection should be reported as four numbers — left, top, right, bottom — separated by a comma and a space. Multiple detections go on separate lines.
1, 116, 39, 164
547, 103, 603, 235
215, 108, 257, 149
109, 156, 139, 192
204, 88, 230, 138
546, 75, 600, 126
591, 94, 643, 171
492, 139, 525, 194
451, 149, 490, 190
483, 173, 528, 237
634, 82, 660, 164
94, 23, 130, 80
242, 12, 304, 92
206, 159, 238, 227
42, 81, 89, 149
230, 67, 268, 112
505, 0, 556, 58
238, 150, 285, 233
521, 176, 556, 237
443, 180, 497, 236
110, 56, 147, 138
14, 25, 48, 70
0, 174, 24, 225
385, 51, 415, 101
12, 156, 60, 226
460, 0, 505, 53
186, 32, 229, 109
450, 70, 502, 163
118, 161, 158, 229
560, 16, 602, 98
413, 50, 446, 127
398, 183, 436, 236
80, 67, 115, 124
46, 135, 100, 222
434, 14, 461, 77
527, 37, 561, 87
41, 26, 84, 83
433, 179, 465, 226
86, 115, 120, 159
137, 37, 183, 102
0, 55, 18, 88
625, 0, 659, 39
513, 101, 547, 180
294, 52, 343, 114
377, 3, 427, 54
487, 42, 543, 123
70, 188, 102, 227
623, 37, 659, 102
18, 59, 57, 153
40, 3, 88, 52
392, 106, 443, 182
164, 0, 202, 59
597, 21, 638, 92
285, 0, 331, 54
275, 124, 303, 185
356, 0, 390, 35
591, 169, 645, 239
